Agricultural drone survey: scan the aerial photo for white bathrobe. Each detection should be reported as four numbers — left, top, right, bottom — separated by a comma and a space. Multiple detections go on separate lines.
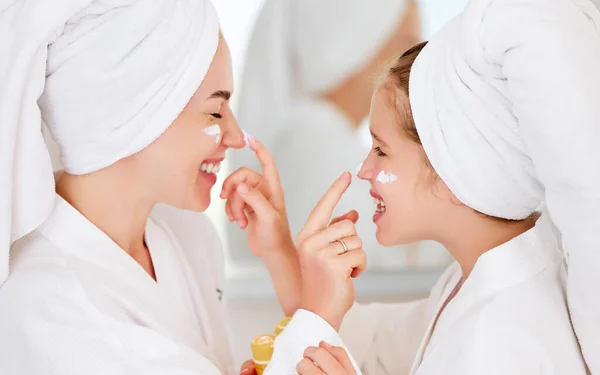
0, 197, 344, 375
277, 214, 585, 374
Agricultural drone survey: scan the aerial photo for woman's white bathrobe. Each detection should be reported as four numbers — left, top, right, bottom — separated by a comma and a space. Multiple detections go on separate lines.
0, 198, 340, 375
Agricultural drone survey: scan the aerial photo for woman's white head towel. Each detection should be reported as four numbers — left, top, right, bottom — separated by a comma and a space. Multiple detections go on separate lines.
0, 0, 220, 285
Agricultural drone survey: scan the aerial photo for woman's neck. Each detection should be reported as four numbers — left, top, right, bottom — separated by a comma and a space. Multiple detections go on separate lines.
438, 214, 536, 280
55, 170, 154, 257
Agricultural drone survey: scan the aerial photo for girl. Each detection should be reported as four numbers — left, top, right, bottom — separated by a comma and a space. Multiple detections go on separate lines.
289, 0, 600, 373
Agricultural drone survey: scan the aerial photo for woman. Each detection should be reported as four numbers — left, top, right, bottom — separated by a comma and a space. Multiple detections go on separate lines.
227, 0, 425, 268
0, 1, 366, 374
278, 0, 600, 373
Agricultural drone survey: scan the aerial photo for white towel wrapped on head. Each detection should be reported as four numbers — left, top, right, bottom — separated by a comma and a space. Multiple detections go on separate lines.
0, 0, 220, 285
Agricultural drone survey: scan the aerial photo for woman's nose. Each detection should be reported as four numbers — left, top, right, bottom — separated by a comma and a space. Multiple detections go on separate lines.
357, 155, 375, 181
221, 111, 245, 149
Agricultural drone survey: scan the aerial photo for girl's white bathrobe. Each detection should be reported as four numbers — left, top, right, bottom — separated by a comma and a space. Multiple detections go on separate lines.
274, 215, 586, 374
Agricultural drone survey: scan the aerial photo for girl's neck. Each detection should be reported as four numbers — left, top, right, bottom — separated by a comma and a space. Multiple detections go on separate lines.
439, 214, 536, 279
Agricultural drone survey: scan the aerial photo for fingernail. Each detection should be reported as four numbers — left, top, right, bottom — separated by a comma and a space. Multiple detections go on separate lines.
242, 129, 255, 147
237, 220, 244, 229
242, 129, 251, 147
339, 171, 351, 182
237, 183, 249, 194
320, 341, 332, 348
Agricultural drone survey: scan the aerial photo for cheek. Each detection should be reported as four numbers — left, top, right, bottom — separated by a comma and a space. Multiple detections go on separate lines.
375, 161, 423, 209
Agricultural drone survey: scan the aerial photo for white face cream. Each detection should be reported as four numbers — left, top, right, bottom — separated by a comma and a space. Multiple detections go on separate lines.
376, 170, 398, 184
203, 124, 222, 144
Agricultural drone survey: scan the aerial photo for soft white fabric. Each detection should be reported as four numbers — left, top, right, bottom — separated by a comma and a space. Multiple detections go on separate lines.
408, 0, 600, 369
339, 300, 430, 375
307, 214, 586, 374
0, 196, 352, 374
0, 0, 219, 286
229, 0, 411, 263
266, 309, 361, 374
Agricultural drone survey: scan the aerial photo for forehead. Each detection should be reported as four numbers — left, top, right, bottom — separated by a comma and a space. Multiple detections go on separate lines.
370, 86, 406, 135
193, 38, 234, 101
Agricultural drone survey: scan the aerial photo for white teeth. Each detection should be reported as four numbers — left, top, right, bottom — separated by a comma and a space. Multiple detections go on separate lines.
373, 198, 385, 205
200, 162, 221, 174
373, 197, 386, 213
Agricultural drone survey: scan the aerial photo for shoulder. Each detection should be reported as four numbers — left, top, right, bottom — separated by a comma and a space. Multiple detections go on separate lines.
458, 291, 585, 373
0, 233, 131, 373
3, 230, 72, 301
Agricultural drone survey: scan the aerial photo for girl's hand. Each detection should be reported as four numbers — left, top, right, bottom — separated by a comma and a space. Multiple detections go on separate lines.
296, 172, 367, 330
297, 342, 357, 375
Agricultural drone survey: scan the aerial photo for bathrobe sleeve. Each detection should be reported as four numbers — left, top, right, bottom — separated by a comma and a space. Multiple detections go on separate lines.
265, 309, 363, 374
479, 0, 600, 370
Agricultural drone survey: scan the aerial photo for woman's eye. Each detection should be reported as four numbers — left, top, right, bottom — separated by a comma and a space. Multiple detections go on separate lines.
374, 147, 387, 157
211, 113, 222, 119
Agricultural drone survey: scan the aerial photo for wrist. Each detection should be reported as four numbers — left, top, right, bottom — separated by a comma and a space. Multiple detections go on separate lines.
261, 239, 296, 262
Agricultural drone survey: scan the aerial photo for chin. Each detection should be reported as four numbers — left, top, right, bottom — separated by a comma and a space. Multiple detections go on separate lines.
376, 225, 418, 247
375, 228, 397, 247
172, 190, 211, 212
188, 194, 211, 212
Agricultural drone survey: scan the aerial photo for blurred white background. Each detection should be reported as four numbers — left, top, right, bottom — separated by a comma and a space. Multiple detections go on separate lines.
207, 0, 469, 365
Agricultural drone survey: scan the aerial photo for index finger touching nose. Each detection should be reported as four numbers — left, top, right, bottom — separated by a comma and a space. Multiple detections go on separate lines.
302, 172, 352, 236
248, 137, 281, 193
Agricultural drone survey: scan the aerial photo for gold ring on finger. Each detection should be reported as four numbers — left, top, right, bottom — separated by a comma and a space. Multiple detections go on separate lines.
336, 238, 349, 254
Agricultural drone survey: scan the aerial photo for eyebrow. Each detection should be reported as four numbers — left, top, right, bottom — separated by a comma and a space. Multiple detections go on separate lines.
208, 90, 232, 101
370, 130, 389, 147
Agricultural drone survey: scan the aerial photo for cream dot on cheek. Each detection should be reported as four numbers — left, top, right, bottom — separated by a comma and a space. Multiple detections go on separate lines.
376, 170, 398, 184
202, 124, 222, 144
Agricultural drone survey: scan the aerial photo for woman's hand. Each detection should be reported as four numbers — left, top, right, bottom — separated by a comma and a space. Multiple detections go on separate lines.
297, 172, 367, 331
221, 137, 293, 257
297, 342, 357, 375
221, 137, 301, 315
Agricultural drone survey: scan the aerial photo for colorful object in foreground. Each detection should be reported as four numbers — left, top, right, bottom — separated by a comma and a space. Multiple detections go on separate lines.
274, 316, 292, 336
251, 334, 275, 375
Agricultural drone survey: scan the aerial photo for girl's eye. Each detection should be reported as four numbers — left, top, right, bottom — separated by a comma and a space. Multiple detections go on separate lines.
374, 146, 387, 157
211, 113, 222, 119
